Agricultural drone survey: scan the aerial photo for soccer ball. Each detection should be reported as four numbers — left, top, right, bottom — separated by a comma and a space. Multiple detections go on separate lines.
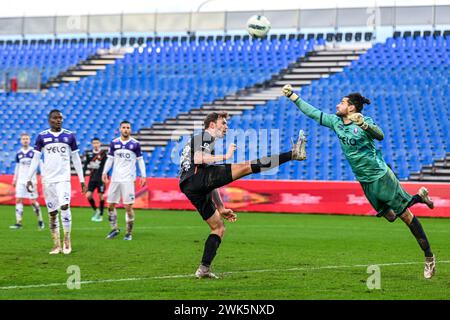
246, 15, 271, 39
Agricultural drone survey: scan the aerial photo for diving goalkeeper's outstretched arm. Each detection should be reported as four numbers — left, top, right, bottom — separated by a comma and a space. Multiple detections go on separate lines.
282, 84, 336, 129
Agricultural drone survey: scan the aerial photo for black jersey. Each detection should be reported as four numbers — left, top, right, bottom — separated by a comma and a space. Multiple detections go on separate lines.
83, 149, 107, 182
179, 131, 216, 185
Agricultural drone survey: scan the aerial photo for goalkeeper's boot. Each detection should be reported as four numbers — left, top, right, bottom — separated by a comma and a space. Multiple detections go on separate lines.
9, 223, 23, 229
424, 255, 436, 279
291, 130, 307, 161
123, 233, 132, 241
418, 187, 434, 209
106, 228, 120, 239
195, 265, 219, 279
63, 232, 72, 255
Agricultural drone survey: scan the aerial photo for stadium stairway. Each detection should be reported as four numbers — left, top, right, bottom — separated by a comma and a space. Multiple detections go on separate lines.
41, 48, 129, 90
409, 153, 450, 182
135, 43, 370, 153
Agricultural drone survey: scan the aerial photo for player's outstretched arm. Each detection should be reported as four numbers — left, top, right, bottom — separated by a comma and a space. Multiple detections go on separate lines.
348, 113, 384, 141
282, 84, 335, 129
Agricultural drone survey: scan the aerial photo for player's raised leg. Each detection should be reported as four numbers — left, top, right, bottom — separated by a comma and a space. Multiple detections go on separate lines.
399, 209, 435, 279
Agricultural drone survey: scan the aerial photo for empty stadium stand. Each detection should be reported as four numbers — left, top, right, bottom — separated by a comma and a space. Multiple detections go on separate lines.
0, 33, 448, 182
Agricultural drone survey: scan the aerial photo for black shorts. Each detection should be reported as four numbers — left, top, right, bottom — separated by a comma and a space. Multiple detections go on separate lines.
88, 179, 105, 194
180, 164, 233, 220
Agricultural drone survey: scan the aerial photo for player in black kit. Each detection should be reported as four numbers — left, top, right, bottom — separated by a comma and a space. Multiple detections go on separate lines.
179, 112, 307, 279
84, 138, 107, 222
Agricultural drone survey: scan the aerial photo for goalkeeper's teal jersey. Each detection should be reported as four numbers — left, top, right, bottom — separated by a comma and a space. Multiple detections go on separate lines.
294, 98, 387, 183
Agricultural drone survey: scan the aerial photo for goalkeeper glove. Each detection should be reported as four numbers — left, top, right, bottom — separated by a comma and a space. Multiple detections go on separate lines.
282, 84, 299, 102
348, 113, 369, 130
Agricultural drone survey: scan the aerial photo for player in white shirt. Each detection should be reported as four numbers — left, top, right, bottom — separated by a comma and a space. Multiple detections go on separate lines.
26, 109, 87, 255
102, 120, 146, 241
10, 133, 44, 230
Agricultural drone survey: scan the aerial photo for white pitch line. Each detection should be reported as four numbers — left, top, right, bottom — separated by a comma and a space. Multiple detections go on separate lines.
1, 260, 449, 291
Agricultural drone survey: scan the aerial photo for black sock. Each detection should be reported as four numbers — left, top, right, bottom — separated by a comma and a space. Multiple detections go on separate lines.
250, 151, 292, 173
201, 234, 222, 267
99, 200, 105, 215
408, 216, 433, 257
88, 198, 97, 210
408, 194, 424, 208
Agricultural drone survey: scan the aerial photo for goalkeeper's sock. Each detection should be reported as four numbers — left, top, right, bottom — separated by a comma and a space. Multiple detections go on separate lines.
88, 198, 97, 211
250, 151, 292, 173
201, 234, 222, 267
407, 216, 433, 258
15, 203, 24, 225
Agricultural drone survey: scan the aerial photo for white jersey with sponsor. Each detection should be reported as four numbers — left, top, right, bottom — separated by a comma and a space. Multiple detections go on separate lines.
34, 128, 79, 183
15, 148, 38, 184
107, 137, 143, 183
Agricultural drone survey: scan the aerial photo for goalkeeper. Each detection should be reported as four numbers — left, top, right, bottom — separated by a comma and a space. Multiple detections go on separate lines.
282, 84, 436, 279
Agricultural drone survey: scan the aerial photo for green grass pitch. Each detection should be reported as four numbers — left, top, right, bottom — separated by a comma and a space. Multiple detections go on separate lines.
0, 205, 449, 300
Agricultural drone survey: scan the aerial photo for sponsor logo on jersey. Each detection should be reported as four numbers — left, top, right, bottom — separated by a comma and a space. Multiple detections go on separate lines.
117, 152, 132, 159
114, 144, 121, 149
46, 146, 67, 153
353, 127, 359, 134
44, 138, 52, 142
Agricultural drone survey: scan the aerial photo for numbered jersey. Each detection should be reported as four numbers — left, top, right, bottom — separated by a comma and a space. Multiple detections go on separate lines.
34, 128, 79, 183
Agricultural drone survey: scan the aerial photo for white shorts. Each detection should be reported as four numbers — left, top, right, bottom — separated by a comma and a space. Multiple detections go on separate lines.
43, 181, 71, 211
16, 183, 39, 199
107, 182, 135, 205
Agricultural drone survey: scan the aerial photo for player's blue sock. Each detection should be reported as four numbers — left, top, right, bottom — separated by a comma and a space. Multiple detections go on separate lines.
201, 234, 222, 267
250, 151, 292, 173
408, 216, 433, 258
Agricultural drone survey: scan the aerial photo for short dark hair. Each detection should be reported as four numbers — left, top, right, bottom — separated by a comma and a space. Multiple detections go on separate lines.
345, 93, 371, 112
204, 112, 228, 129
120, 120, 131, 127
48, 109, 62, 118
92, 137, 100, 142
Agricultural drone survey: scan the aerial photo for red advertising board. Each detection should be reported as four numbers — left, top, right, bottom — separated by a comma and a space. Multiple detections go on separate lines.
0, 175, 449, 217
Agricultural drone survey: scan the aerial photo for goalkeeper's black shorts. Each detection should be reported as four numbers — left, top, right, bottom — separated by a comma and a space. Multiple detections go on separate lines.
180, 164, 233, 220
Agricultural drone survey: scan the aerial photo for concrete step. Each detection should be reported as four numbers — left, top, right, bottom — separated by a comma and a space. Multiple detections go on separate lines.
409, 174, 450, 182
314, 50, 366, 56
141, 146, 156, 152
70, 70, 97, 76
89, 59, 116, 65
203, 104, 255, 110
100, 54, 125, 59
190, 109, 244, 115
212, 100, 266, 106
274, 80, 312, 86
281, 74, 323, 80
61, 76, 81, 82
298, 61, 352, 67
79, 65, 106, 70
307, 55, 359, 62
290, 67, 344, 73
